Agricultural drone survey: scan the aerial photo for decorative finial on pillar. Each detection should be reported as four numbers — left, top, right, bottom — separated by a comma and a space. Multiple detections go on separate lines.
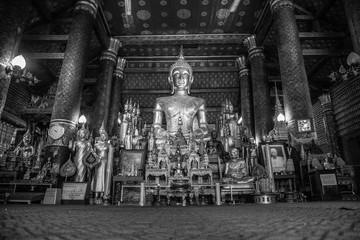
236, 55, 247, 69
114, 57, 126, 78
270, 0, 294, 13
243, 35, 257, 51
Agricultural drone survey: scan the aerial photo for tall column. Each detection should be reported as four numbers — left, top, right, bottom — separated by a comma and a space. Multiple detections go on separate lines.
318, 94, 340, 156
46, 0, 98, 186
108, 57, 126, 136
270, 0, 314, 139
236, 55, 254, 136
0, 0, 31, 119
92, 38, 122, 136
244, 35, 272, 143
344, 0, 360, 54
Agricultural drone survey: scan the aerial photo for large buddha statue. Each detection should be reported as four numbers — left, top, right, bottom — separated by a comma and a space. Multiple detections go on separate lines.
153, 52, 208, 141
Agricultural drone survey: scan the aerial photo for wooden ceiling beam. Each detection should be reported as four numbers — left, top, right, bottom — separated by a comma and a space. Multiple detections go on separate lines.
140, 107, 224, 113
302, 49, 340, 56
115, 34, 250, 45
299, 32, 345, 39
22, 35, 69, 42
25, 53, 64, 60
295, 15, 315, 20
1, 111, 27, 128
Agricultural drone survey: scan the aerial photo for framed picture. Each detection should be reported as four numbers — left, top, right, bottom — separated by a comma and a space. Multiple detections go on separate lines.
261, 144, 287, 174
119, 149, 146, 176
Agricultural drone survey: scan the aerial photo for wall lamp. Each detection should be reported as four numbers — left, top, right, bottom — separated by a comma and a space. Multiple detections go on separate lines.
4, 55, 39, 85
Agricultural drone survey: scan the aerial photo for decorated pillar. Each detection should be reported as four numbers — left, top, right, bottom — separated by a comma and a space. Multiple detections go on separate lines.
318, 93, 340, 156
46, 0, 98, 186
92, 38, 122, 135
270, 0, 314, 140
108, 57, 126, 136
236, 55, 254, 136
0, 0, 31, 119
244, 35, 272, 143
344, 0, 360, 54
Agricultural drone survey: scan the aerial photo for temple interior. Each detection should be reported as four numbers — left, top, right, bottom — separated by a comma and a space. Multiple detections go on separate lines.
1, 0, 360, 208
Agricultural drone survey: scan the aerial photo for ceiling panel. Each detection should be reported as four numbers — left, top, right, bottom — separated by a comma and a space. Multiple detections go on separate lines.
103, 0, 266, 36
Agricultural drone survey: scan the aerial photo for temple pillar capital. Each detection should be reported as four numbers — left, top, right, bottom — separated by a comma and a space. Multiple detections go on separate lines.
236, 55, 249, 77
75, 0, 99, 18
100, 38, 122, 63
270, 0, 293, 13
113, 57, 127, 79
243, 35, 264, 60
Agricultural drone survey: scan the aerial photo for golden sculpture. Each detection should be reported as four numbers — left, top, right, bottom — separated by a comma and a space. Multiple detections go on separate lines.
71, 125, 92, 182
152, 52, 208, 141
91, 123, 114, 205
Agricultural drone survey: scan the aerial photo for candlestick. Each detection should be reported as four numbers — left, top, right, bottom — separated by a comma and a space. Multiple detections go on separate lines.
139, 182, 145, 207
215, 182, 221, 205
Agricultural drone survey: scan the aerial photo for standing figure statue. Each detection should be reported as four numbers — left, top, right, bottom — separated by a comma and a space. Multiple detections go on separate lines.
152, 50, 208, 141
91, 123, 114, 205
71, 125, 91, 182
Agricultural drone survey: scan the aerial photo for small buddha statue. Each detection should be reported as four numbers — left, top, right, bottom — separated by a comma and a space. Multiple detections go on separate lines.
148, 126, 156, 153
152, 50, 208, 140
135, 124, 148, 150
124, 125, 133, 150
206, 130, 230, 162
222, 148, 254, 184
173, 117, 187, 146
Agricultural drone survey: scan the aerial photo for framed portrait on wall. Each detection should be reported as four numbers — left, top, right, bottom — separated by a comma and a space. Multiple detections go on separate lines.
119, 149, 146, 177
261, 144, 287, 174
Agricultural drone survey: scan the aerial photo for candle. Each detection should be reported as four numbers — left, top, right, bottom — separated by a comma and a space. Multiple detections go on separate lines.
139, 182, 145, 207
215, 183, 221, 205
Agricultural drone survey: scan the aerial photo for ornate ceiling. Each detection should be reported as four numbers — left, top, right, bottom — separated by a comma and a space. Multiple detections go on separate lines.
12, 0, 352, 122
103, 0, 265, 35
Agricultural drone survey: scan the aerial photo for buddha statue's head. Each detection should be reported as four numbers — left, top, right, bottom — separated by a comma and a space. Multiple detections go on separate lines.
169, 53, 193, 94
230, 148, 239, 159
99, 122, 108, 141
77, 125, 90, 140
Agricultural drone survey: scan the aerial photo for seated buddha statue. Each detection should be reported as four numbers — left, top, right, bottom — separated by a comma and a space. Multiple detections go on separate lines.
152, 51, 208, 141
222, 148, 254, 184
206, 130, 230, 163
